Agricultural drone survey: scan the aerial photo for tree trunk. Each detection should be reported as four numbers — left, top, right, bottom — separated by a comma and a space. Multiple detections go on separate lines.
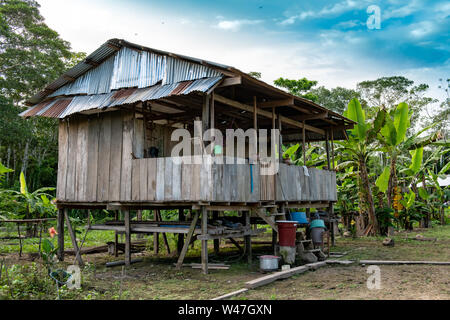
440, 207, 446, 225
359, 158, 378, 235
386, 156, 397, 208
21, 141, 30, 176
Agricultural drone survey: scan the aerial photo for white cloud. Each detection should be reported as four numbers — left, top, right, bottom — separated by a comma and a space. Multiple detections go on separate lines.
35, 0, 446, 104
382, 0, 423, 20
280, 1, 369, 26
335, 20, 365, 29
410, 21, 436, 38
214, 19, 263, 32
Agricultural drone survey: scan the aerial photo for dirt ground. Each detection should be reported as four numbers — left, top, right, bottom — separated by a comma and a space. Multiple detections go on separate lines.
237, 265, 450, 300
1, 225, 449, 300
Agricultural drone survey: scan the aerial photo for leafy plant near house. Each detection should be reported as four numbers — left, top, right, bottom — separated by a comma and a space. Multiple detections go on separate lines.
0, 171, 56, 236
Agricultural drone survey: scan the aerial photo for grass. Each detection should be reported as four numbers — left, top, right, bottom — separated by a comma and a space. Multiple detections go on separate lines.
0, 223, 449, 300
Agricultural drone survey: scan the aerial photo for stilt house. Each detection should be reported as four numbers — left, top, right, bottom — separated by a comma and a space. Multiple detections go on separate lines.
21, 39, 354, 272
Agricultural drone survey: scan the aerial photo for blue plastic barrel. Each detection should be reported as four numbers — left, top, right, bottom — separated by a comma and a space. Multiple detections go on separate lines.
290, 212, 309, 224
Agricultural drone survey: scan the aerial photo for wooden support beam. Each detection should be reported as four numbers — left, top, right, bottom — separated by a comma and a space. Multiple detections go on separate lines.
176, 211, 200, 269
124, 210, 131, 266
218, 76, 242, 87
214, 94, 325, 135
253, 96, 257, 131
57, 209, 64, 261
331, 130, 335, 170
202, 94, 210, 133
64, 209, 83, 266
153, 210, 159, 254
296, 112, 328, 121
156, 210, 171, 254
177, 208, 185, 255
255, 208, 277, 232
229, 237, 244, 253
244, 211, 252, 265
258, 98, 294, 108
325, 130, 331, 170
213, 211, 219, 256
328, 202, 335, 247
201, 207, 208, 274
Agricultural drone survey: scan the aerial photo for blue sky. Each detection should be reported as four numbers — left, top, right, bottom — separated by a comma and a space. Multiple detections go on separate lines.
38, 0, 449, 105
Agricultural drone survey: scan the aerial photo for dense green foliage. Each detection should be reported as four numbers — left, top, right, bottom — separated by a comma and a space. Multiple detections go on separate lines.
0, 0, 85, 192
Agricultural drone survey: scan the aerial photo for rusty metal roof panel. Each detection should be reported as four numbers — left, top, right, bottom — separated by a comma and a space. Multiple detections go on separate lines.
34, 77, 221, 118
19, 100, 55, 118
40, 99, 73, 118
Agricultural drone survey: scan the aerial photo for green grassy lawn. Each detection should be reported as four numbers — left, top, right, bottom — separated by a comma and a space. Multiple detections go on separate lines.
0, 223, 449, 300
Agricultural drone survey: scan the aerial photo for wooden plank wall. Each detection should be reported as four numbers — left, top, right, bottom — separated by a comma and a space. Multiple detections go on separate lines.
57, 110, 141, 203
56, 111, 337, 203
275, 164, 337, 202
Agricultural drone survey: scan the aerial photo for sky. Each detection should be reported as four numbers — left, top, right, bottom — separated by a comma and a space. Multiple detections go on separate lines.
38, 0, 450, 105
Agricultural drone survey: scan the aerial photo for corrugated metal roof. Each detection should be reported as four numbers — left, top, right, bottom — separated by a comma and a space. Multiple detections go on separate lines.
45, 46, 221, 99
27, 76, 222, 119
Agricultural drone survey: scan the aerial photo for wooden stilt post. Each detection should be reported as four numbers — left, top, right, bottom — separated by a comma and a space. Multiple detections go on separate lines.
156, 210, 171, 254
57, 209, 64, 261
176, 211, 199, 269
177, 208, 185, 255
244, 211, 252, 265
64, 209, 83, 266
114, 211, 119, 257
331, 129, 335, 170
302, 121, 306, 165
213, 211, 220, 256
201, 207, 208, 274
153, 210, 159, 254
325, 130, 331, 170
328, 202, 335, 246
124, 210, 131, 266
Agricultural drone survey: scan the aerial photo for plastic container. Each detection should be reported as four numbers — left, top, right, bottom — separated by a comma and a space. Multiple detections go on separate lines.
259, 255, 281, 271
309, 219, 326, 229
290, 212, 309, 224
277, 220, 297, 247
311, 227, 325, 245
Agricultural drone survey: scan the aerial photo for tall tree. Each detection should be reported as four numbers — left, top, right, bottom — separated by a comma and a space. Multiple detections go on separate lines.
309, 86, 361, 115
357, 76, 437, 131
274, 77, 318, 102
0, 0, 83, 190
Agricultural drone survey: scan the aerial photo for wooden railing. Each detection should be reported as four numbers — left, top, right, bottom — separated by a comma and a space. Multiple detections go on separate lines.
130, 157, 337, 203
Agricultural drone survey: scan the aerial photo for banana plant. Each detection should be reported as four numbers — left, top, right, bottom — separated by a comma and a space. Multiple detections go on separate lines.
1, 172, 56, 236
426, 164, 450, 224
375, 102, 412, 210
335, 98, 386, 234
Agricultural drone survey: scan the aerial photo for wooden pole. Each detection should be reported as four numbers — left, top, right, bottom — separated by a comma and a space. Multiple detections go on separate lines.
210, 92, 215, 154
325, 130, 331, 170
213, 211, 220, 255
57, 209, 64, 261
153, 210, 159, 254
176, 211, 199, 269
331, 129, 335, 170
124, 210, 131, 266
64, 209, 83, 266
114, 211, 119, 257
302, 121, 306, 165
201, 207, 208, 274
253, 96, 257, 130
328, 202, 335, 246
177, 208, 185, 255
278, 114, 283, 163
244, 211, 252, 265
202, 94, 210, 133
